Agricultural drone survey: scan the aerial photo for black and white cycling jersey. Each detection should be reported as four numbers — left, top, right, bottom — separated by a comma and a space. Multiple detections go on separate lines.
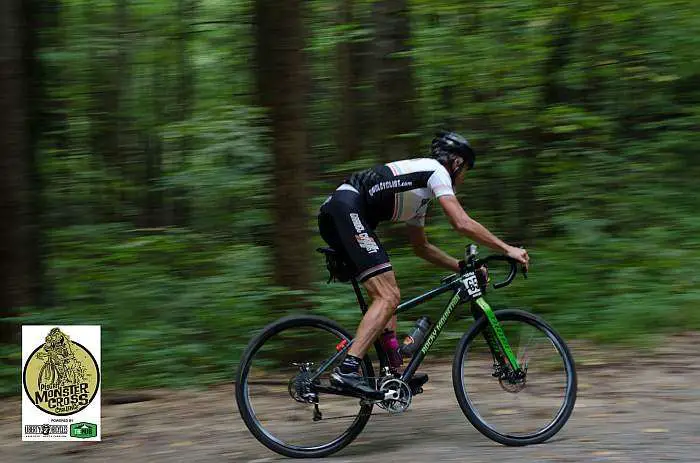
318, 157, 456, 281
341, 158, 455, 228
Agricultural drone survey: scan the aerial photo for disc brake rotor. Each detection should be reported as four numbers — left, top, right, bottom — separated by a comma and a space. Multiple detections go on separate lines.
498, 369, 527, 393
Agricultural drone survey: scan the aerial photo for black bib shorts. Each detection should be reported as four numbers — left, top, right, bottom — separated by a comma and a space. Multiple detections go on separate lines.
318, 189, 392, 283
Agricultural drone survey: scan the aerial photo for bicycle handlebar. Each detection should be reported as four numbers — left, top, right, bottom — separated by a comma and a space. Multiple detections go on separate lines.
438, 244, 527, 290
440, 244, 528, 290
475, 255, 524, 289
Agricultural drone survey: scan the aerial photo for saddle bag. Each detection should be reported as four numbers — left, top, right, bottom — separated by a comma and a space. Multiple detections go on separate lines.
319, 248, 353, 283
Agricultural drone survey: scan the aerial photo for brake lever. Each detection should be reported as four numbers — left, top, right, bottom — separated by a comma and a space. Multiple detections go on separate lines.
521, 265, 528, 279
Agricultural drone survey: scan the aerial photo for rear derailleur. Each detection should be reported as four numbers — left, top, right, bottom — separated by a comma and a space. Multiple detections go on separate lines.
288, 362, 323, 421
288, 362, 319, 404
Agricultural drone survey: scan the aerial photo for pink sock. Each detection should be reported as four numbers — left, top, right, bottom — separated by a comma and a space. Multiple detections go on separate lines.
380, 331, 403, 369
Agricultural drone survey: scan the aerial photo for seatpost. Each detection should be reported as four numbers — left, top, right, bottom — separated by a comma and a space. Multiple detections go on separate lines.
350, 278, 369, 314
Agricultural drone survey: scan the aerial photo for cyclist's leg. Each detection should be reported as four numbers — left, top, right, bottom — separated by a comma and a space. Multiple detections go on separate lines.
321, 198, 427, 389
319, 191, 400, 395
347, 271, 400, 359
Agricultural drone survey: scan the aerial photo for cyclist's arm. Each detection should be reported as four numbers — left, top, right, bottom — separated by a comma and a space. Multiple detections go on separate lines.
406, 224, 460, 272
438, 195, 512, 254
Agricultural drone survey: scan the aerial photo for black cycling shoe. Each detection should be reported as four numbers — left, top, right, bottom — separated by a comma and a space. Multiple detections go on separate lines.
330, 367, 384, 400
407, 372, 429, 395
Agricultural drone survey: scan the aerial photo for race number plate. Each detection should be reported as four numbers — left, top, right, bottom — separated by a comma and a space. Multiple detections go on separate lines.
462, 271, 482, 298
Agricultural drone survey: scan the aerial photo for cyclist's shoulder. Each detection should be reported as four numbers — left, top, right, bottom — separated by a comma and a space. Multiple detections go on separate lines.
388, 157, 445, 173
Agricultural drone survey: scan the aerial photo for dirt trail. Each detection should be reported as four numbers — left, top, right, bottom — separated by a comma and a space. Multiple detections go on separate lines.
3, 334, 700, 462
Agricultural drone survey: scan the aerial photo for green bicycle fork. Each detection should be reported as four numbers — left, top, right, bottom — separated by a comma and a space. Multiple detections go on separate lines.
472, 297, 521, 371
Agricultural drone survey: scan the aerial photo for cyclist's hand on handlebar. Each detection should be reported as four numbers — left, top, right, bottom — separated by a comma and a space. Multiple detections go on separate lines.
505, 246, 529, 271
458, 259, 467, 274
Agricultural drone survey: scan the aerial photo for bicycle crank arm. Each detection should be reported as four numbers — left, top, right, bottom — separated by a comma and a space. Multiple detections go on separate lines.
384, 390, 399, 400
313, 384, 366, 399
313, 384, 397, 401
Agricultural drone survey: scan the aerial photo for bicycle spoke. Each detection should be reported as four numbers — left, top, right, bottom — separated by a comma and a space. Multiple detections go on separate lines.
241, 324, 370, 449
461, 316, 573, 438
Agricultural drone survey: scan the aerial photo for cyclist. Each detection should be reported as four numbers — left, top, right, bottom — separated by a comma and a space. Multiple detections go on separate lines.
317, 130, 530, 398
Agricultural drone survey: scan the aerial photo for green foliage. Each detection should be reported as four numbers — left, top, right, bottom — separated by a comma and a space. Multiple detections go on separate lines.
4, 0, 700, 396
5, 225, 292, 395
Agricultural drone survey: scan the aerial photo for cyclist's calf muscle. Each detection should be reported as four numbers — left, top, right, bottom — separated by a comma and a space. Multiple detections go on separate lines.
347, 271, 400, 358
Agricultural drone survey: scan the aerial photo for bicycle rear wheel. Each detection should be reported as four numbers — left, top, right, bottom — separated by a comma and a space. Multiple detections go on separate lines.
452, 309, 577, 446
235, 315, 374, 458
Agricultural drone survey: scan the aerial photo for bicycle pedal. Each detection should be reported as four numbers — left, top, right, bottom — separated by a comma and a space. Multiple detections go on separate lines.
407, 373, 429, 395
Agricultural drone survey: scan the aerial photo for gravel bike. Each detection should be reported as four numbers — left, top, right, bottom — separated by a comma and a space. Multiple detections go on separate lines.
235, 244, 577, 458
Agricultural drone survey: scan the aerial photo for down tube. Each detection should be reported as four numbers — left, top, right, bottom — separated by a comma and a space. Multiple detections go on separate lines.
401, 291, 462, 381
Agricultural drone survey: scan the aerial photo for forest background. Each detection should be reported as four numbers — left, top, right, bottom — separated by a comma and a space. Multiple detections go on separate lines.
1, 0, 699, 395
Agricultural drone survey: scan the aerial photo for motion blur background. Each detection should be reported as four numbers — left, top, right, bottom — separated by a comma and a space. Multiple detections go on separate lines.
1, 0, 699, 395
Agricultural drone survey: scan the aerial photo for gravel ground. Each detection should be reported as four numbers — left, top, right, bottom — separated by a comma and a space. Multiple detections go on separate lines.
3, 334, 700, 462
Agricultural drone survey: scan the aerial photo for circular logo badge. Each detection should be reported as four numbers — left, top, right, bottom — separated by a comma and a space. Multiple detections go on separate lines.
23, 328, 100, 416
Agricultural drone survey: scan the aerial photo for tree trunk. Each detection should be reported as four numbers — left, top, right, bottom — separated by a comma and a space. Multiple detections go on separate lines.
0, 0, 32, 343
519, 2, 581, 241
115, 0, 128, 170
23, 0, 55, 308
372, 0, 418, 247
374, 0, 419, 163
87, 1, 128, 222
337, 0, 361, 164
39, 0, 67, 231
44, 1, 68, 160
142, 62, 165, 228
255, 0, 311, 292
173, 0, 195, 227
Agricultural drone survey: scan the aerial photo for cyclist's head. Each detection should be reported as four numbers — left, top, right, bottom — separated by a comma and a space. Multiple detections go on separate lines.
431, 130, 475, 183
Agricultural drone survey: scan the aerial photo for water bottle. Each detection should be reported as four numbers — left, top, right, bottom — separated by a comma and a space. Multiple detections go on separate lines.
399, 316, 432, 358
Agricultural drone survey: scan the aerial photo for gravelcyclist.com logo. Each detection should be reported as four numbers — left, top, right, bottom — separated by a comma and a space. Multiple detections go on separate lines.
23, 327, 100, 416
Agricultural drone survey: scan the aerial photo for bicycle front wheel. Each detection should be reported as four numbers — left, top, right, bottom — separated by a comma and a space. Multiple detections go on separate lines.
453, 309, 577, 446
235, 315, 374, 458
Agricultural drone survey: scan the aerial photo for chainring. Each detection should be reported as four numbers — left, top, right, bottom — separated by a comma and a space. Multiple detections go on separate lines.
377, 378, 412, 413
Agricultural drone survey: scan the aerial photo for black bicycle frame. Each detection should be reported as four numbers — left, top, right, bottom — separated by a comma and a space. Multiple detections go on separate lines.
345, 271, 521, 383
308, 246, 526, 400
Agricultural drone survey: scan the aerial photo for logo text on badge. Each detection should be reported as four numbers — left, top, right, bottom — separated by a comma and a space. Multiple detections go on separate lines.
23, 327, 100, 416
70, 422, 98, 439
22, 325, 101, 441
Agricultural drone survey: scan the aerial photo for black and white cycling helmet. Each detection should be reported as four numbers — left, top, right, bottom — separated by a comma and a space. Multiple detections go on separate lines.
431, 130, 476, 171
